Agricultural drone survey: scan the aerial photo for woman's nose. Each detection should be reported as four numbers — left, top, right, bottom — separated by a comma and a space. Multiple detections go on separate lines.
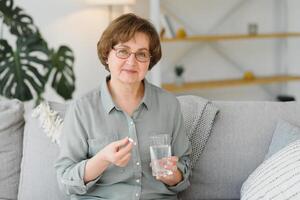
126, 53, 137, 65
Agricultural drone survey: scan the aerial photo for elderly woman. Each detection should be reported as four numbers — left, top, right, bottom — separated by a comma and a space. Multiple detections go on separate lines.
55, 13, 191, 200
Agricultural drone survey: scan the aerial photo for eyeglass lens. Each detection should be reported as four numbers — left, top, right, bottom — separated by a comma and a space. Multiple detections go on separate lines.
114, 48, 151, 62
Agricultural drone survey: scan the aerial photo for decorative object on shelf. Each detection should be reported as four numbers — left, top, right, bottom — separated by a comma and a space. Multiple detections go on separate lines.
243, 71, 255, 80
248, 23, 258, 35
174, 65, 185, 86
0, 0, 75, 103
176, 28, 187, 38
276, 95, 296, 102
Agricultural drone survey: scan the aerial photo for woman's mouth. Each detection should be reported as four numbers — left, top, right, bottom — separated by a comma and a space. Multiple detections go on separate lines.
122, 69, 137, 73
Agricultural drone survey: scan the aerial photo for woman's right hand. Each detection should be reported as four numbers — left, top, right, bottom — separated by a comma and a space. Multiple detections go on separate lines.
84, 137, 133, 183
98, 137, 133, 167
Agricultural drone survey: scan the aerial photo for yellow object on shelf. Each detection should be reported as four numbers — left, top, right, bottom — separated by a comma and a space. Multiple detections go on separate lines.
176, 28, 187, 38
243, 71, 255, 80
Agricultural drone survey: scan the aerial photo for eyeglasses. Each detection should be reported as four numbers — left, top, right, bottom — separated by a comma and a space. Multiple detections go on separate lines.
112, 47, 151, 63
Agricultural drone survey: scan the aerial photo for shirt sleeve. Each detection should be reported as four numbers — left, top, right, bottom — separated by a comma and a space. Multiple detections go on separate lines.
55, 101, 101, 195
168, 99, 192, 192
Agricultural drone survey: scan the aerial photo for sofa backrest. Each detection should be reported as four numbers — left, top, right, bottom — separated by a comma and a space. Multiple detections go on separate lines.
180, 100, 300, 200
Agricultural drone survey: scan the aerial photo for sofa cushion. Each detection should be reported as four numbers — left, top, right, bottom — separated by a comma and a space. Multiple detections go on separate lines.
0, 99, 24, 200
265, 119, 300, 159
18, 102, 69, 200
241, 139, 300, 200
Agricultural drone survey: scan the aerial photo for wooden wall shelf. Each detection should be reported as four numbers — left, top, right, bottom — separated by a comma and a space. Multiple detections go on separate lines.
161, 32, 300, 42
162, 75, 300, 93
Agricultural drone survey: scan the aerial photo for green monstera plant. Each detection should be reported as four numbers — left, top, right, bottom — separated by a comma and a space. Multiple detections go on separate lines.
0, 0, 75, 102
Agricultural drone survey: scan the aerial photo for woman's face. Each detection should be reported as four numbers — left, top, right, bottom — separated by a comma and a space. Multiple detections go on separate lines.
106, 32, 150, 85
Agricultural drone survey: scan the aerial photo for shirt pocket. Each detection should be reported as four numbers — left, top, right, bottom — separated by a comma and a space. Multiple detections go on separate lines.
87, 137, 127, 176
87, 134, 117, 157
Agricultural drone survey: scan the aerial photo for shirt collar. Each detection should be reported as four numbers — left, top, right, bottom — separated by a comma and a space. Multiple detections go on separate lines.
100, 76, 152, 114
101, 76, 116, 114
141, 79, 152, 110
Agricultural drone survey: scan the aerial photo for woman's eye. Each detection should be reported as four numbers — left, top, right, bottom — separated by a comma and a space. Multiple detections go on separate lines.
118, 49, 129, 56
136, 52, 147, 58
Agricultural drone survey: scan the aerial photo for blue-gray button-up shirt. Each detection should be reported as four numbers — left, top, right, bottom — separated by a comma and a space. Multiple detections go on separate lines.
55, 78, 192, 200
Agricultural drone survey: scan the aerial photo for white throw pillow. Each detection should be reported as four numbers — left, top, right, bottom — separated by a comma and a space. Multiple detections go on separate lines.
241, 139, 300, 200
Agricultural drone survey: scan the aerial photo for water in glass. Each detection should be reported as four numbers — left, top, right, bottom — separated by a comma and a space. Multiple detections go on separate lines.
150, 144, 172, 176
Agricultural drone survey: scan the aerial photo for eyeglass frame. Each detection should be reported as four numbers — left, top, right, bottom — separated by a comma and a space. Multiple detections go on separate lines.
112, 47, 152, 63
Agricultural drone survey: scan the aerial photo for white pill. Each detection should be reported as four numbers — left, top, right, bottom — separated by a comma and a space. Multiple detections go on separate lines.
128, 137, 136, 145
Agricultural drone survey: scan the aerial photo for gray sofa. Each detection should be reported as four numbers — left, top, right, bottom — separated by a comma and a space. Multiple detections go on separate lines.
1, 96, 300, 200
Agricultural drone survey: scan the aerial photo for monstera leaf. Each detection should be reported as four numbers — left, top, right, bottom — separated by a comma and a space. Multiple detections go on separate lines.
0, 34, 50, 101
49, 46, 75, 99
0, 0, 37, 36
0, 0, 75, 102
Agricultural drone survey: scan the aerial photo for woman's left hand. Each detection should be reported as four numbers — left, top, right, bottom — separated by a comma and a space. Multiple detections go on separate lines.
155, 156, 183, 186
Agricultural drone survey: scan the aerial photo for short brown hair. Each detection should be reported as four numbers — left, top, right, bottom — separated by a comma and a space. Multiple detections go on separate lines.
97, 13, 162, 71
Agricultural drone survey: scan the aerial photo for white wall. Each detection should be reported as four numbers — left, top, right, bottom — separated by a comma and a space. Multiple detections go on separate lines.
287, 0, 300, 101
7, 0, 300, 102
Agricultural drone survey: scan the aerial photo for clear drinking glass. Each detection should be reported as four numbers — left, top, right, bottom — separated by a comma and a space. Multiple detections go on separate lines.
149, 134, 173, 176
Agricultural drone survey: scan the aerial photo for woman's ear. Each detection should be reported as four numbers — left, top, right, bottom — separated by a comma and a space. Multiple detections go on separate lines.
105, 50, 110, 64
105, 56, 109, 65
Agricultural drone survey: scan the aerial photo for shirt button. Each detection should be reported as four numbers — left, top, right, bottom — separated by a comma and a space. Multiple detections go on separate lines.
136, 162, 140, 166
136, 179, 140, 183
130, 121, 134, 125
135, 193, 139, 197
